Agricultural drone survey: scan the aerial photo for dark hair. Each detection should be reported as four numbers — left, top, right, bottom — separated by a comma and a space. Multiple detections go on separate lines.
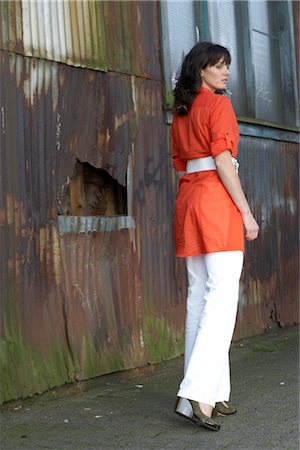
173, 42, 231, 116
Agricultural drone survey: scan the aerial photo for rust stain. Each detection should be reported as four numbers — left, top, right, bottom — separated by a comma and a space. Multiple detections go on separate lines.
7, 258, 14, 276
114, 111, 131, 131
0, 208, 6, 224
97, 129, 110, 147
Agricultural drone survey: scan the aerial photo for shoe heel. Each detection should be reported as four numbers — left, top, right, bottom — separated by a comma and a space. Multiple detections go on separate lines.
174, 397, 193, 418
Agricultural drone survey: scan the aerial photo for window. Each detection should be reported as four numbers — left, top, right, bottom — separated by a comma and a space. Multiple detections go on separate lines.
165, 2, 197, 88
208, 0, 247, 116
160, 0, 298, 127
249, 1, 283, 123
160, 0, 199, 109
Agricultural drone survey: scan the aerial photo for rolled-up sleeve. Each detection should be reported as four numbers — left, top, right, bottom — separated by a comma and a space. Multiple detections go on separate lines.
171, 126, 187, 171
209, 96, 240, 158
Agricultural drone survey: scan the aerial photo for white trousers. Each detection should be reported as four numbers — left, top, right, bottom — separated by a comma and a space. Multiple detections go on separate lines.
177, 251, 244, 406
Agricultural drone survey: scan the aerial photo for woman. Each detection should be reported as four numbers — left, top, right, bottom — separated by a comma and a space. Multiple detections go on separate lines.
171, 42, 259, 431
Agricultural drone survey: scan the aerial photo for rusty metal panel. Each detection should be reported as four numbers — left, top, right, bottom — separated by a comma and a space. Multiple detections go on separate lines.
0, 46, 169, 403
0, 1, 23, 54
132, 76, 186, 363
0, 48, 139, 401
0, 0, 161, 79
58, 225, 143, 380
101, 0, 161, 78
56, 63, 136, 188
233, 136, 299, 339
0, 50, 77, 403
0, 46, 183, 403
19, 0, 107, 70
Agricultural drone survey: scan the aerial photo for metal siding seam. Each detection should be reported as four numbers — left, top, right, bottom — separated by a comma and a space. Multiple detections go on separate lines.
50, 0, 60, 62
122, 1, 131, 74
15, 1, 24, 53
0, 2, 8, 50
37, 1, 45, 59
96, 1, 107, 70
75, 0, 85, 64
21, 0, 33, 57
7, 1, 15, 52
63, 0, 73, 65
83, 1, 92, 64
89, 1, 98, 67
42, 1, 53, 60
32, 1, 40, 58
69, 1, 80, 66
56, 0, 67, 61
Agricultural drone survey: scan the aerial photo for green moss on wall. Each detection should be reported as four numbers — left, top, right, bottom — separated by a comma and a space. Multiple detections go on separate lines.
164, 88, 174, 110
92, 0, 108, 71
143, 301, 184, 364
1, 285, 184, 404
0, 282, 77, 404
79, 334, 125, 380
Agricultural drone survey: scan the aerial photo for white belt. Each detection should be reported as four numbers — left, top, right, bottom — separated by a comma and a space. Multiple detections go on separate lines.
186, 156, 239, 174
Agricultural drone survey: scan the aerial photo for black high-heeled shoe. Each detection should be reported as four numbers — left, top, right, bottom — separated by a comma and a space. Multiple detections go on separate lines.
174, 397, 220, 431
214, 401, 237, 416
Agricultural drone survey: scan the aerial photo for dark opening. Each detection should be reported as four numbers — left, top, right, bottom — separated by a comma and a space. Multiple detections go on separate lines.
58, 160, 127, 216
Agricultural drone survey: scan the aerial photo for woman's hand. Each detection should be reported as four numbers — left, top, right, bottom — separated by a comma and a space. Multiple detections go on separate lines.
242, 211, 259, 241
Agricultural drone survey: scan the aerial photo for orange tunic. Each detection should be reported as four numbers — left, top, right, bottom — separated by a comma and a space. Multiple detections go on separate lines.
172, 86, 244, 257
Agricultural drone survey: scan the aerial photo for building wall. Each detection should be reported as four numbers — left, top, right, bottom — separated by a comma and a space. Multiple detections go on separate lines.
0, 1, 298, 404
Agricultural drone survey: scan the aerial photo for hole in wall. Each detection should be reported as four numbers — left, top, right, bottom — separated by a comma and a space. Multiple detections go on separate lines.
58, 160, 127, 216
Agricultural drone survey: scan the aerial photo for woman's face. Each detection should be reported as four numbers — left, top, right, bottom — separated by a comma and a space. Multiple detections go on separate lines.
200, 59, 230, 92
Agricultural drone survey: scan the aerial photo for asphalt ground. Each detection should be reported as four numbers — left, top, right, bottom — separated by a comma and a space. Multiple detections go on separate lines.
0, 325, 299, 450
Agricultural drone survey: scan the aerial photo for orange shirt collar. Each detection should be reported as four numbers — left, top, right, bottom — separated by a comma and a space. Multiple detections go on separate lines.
199, 86, 214, 94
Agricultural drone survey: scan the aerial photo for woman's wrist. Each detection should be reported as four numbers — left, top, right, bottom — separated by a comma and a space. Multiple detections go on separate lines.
241, 209, 252, 217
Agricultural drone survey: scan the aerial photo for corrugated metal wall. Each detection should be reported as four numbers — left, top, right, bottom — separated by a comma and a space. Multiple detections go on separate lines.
0, 1, 298, 404
0, 0, 160, 78
235, 137, 299, 339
